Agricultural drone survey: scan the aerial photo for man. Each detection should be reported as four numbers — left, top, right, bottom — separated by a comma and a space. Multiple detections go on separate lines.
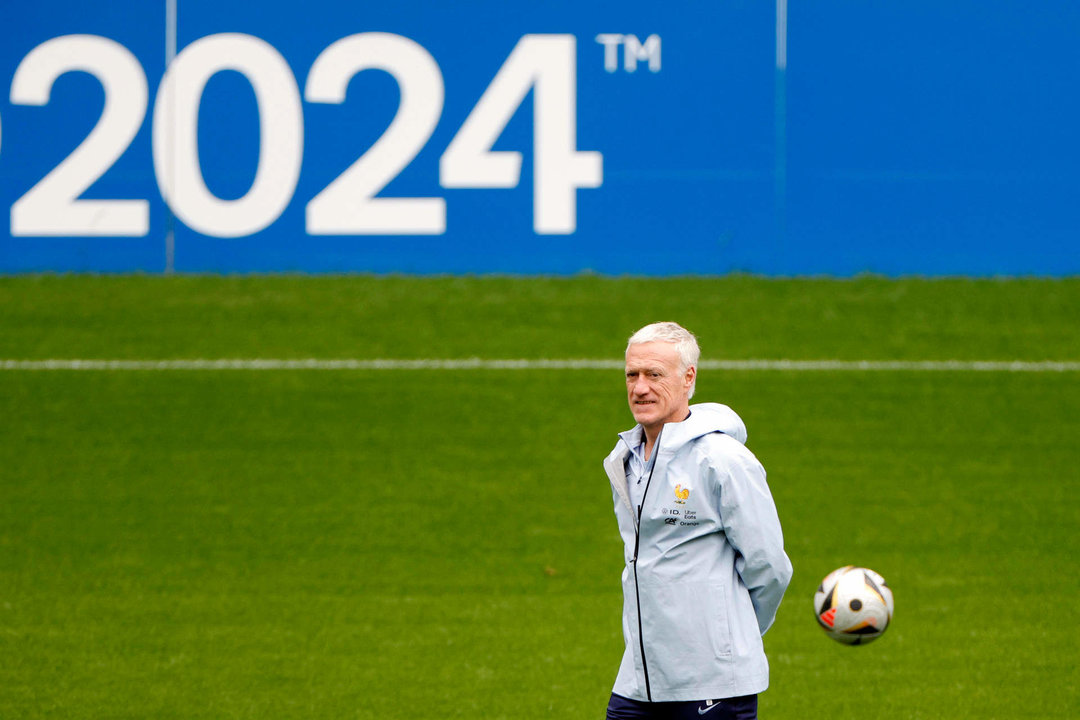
603, 322, 792, 720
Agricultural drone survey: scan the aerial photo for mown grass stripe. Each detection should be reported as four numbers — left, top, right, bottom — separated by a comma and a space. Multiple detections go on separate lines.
1, 358, 1078, 372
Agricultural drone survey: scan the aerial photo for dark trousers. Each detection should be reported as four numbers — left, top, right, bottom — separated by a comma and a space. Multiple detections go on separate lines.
606, 692, 758, 720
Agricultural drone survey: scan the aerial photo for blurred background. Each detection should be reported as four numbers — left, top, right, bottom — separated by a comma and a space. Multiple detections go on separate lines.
1, 0, 1076, 274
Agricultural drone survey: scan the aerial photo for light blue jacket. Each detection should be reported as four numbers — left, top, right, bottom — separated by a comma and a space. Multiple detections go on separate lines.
603, 403, 792, 702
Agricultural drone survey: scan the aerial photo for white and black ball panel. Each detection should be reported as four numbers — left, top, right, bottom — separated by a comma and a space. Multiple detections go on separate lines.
813, 566, 893, 645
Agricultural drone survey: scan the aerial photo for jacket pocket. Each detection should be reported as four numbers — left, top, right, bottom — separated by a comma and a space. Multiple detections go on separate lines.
643, 580, 732, 666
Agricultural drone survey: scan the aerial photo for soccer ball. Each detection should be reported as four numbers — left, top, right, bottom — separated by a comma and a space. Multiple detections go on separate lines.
814, 566, 894, 645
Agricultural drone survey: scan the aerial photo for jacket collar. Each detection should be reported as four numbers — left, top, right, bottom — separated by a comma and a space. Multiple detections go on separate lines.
617, 425, 645, 454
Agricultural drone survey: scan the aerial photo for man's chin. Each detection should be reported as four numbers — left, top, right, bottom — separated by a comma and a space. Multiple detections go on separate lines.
631, 409, 658, 426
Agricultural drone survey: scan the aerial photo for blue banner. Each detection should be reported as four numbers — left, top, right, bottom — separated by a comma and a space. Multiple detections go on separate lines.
0, 1, 1076, 274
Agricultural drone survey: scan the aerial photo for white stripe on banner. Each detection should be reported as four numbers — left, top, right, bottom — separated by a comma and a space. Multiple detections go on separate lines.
0, 359, 1078, 372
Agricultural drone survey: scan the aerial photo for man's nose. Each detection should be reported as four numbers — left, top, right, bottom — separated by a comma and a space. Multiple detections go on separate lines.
632, 377, 650, 395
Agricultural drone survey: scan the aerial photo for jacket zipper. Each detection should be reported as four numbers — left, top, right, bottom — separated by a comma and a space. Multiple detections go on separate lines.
631, 430, 660, 702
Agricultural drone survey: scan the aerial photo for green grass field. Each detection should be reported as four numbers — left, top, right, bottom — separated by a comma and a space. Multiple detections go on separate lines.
1, 275, 1077, 719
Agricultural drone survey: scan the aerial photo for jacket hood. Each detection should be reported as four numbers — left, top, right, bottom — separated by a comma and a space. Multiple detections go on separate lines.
619, 402, 748, 453
668, 402, 748, 447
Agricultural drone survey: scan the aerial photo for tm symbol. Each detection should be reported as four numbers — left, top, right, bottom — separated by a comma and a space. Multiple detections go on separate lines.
595, 34, 661, 73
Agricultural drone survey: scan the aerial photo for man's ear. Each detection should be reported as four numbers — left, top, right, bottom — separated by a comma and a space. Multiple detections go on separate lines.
685, 364, 697, 390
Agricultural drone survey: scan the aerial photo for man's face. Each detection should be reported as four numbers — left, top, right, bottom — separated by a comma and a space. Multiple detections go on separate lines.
625, 341, 696, 431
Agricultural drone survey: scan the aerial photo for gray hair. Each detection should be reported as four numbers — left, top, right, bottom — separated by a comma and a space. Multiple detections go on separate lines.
626, 322, 700, 398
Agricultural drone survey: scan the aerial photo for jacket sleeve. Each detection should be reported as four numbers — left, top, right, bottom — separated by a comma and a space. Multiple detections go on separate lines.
709, 439, 793, 635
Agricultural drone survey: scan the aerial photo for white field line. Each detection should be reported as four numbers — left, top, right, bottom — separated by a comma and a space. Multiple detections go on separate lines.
1, 358, 1078, 372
